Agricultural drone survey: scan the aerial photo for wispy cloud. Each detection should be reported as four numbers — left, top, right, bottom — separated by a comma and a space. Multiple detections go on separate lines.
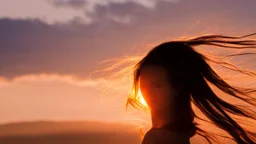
0, 0, 177, 25
0, 74, 107, 88
0, 73, 141, 123
50, 0, 177, 10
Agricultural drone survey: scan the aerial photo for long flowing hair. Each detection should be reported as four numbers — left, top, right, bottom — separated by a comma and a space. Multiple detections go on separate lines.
122, 33, 256, 144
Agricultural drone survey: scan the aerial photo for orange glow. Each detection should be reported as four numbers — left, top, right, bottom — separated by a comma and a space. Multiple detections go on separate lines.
138, 88, 148, 107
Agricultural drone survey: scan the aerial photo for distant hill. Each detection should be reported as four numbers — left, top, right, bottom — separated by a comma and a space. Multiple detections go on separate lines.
0, 121, 208, 144
0, 121, 142, 144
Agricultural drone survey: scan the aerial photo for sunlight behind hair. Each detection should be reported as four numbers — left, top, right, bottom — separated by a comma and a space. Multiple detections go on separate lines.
138, 88, 148, 107
96, 33, 256, 144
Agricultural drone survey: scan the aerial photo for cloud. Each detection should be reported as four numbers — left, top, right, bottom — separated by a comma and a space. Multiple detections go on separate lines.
52, 0, 87, 9
0, 0, 255, 26
0, 72, 153, 132
50, 0, 178, 11
0, 0, 177, 25
0, 74, 107, 88
0, 73, 140, 123
0, 0, 90, 25
0, 0, 255, 80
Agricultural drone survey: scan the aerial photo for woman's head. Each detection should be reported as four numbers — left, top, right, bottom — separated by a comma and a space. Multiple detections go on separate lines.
125, 33, 256, 143
137, 42, 196, 124
139, 65, 175, 113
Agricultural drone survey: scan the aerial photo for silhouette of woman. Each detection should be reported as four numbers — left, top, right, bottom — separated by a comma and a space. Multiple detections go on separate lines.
122, 33, 256, 144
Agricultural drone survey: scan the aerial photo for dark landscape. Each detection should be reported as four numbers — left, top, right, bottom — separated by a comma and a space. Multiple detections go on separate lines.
0, 121, 142, 144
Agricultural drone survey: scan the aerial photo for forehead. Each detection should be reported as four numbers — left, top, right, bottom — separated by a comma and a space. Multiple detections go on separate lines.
139, 65, 168, 82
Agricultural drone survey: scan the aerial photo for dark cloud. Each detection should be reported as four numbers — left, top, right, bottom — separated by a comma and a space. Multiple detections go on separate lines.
0, 0, 255, 79
51, 0, 87, 9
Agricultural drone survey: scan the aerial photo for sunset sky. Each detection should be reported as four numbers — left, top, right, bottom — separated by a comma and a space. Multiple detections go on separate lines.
0, 0, 255, 127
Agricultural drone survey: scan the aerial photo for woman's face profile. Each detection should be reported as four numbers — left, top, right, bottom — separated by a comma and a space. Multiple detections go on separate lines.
139, 65, 175, 113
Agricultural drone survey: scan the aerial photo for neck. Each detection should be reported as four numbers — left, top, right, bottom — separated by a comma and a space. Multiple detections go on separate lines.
150, 109, 194, 136
150, 109, 173, 128
150, 95, 193, 129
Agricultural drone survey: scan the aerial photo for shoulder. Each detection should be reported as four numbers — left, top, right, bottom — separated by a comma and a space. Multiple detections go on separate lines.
141, 128, 190, 144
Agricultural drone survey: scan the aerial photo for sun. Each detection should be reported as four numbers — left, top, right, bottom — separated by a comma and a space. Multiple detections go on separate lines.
138, 88, 148, 107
